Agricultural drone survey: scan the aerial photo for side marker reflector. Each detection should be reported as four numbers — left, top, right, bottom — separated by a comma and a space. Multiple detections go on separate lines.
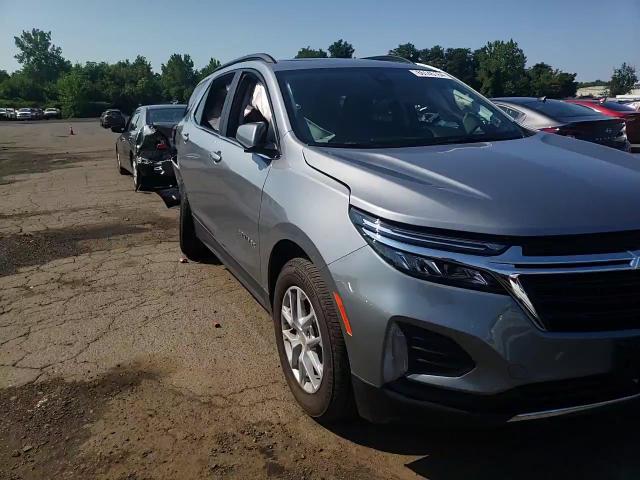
333, 292, 352, 336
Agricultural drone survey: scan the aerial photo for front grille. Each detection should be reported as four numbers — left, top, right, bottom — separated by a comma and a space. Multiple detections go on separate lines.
397, 322, 475, 376
519, 270, 640, 332
520, 230, 640, 256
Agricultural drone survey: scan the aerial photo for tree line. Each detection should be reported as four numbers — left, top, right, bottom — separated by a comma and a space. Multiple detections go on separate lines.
298, 39, 637, 99
0, 29, 637, 118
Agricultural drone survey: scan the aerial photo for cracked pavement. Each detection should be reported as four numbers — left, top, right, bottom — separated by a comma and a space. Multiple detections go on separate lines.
2, 121, 640, 480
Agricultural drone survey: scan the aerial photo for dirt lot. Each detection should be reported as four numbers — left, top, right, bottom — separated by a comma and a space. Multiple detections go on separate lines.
1, 120, 640, 480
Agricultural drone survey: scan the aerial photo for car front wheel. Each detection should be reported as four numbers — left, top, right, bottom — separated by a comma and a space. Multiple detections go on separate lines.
273, 258, 353, 423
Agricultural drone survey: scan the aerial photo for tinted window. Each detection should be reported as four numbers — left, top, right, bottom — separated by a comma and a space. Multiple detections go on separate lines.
147, 107, 186, 124
128, 111, 140, 131
277, 67, 524, 148
498, 105, 525, 121
524, 100, 598, 118
199, 73, 234, 132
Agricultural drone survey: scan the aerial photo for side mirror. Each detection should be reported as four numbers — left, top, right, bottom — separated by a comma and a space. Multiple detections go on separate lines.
111, 125, 125, 133
236, 122, 267, 151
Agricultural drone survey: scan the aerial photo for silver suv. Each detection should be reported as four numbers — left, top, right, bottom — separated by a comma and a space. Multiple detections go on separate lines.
175, 54, 640, 423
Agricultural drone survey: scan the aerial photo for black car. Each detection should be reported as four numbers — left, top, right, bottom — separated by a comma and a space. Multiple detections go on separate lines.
100, 109, 126, 129
492, 97, 631, 152
112, 104, 186, 190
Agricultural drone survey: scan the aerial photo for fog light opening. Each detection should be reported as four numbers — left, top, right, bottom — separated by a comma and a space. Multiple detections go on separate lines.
383, 322, 408, 382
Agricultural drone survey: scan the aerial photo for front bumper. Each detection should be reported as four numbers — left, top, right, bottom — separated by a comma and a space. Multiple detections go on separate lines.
328, 245, 640, 422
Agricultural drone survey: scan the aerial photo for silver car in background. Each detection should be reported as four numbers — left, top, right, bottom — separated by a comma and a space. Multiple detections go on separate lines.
16, 107, 32, 120
176, 54, 640, 424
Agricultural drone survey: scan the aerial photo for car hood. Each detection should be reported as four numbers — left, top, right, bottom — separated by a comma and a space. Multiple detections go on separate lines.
303, 133, 640, 236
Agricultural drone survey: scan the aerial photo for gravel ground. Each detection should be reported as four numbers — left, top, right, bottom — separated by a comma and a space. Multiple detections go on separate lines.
1, 120, 640, 480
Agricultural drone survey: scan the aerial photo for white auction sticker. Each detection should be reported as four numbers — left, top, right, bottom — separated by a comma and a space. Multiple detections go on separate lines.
409, 69, 450, 79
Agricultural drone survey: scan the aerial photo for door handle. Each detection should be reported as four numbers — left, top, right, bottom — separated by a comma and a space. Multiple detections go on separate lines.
181, 132, 189, 142
209, 150, 222, 163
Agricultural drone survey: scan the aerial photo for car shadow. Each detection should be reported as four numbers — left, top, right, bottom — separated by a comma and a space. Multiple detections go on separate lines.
328, 403, 640, 479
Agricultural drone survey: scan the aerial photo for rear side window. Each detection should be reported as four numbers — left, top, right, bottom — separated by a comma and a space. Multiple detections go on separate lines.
128, 111, 140, 131
198, 73, 235, 132
186, 81, 207, 115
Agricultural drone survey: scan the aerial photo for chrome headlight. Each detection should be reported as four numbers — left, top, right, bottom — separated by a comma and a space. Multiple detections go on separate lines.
350, 207, 506, 293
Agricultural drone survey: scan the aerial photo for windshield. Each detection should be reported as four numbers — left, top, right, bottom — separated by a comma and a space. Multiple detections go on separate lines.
147, 107, 186, 124
19, 108, 30, 112
276, 67, 525, 148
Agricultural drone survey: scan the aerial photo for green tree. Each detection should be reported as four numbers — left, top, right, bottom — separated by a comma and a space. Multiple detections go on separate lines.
0, 71, 43, 102
609, 63, 638, 96
328, 39, 355, 58
198, 57, 221, 80
161, 53, 197, 102
526, 63, 577, 98
388, 43, 420, 62
475, 40, 528, 97
14, 28, 70, 85
295, 47, 328, 59
444, 48, 477, 87
57, 66, 91, 117
103, 56, 162, 113
419, 46, 446, 69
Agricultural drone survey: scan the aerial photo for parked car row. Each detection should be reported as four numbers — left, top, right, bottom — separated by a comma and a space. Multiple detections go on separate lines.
1, 107, 60, 120
494, 97, 639, 152
113, 54, 640, 426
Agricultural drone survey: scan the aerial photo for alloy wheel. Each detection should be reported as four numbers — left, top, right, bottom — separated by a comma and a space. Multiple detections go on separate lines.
281, 286, 324, 393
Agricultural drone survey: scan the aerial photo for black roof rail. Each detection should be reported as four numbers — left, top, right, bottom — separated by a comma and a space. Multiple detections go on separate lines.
215, 53, 276, 72
362, 55, 414, 64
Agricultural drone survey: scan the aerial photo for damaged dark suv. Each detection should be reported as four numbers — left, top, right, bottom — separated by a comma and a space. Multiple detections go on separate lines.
113, 104, 186, 190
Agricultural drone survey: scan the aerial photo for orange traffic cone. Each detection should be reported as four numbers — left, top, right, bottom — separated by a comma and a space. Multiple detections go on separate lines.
69, 126, 74, 135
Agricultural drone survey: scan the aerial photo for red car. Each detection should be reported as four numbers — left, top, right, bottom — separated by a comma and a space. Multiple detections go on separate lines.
565, 99, 640, 151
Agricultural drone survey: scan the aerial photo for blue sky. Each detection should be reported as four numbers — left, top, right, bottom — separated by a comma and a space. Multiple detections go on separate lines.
0, 0, 638, 81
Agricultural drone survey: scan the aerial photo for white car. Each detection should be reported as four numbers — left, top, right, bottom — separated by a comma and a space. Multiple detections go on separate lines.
16, 108, 33, 120
44, 107, 61, 119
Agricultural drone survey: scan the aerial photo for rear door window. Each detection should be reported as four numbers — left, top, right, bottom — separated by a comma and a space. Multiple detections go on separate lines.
197, 73, 235, 132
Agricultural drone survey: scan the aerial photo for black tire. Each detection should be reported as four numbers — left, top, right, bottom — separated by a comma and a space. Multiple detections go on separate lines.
116, 148, 127, 175
273, 258, 354, 423
179, 193, 211, 261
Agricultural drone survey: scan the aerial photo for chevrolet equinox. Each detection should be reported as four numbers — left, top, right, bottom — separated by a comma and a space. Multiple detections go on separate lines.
175, 54, 640, 423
